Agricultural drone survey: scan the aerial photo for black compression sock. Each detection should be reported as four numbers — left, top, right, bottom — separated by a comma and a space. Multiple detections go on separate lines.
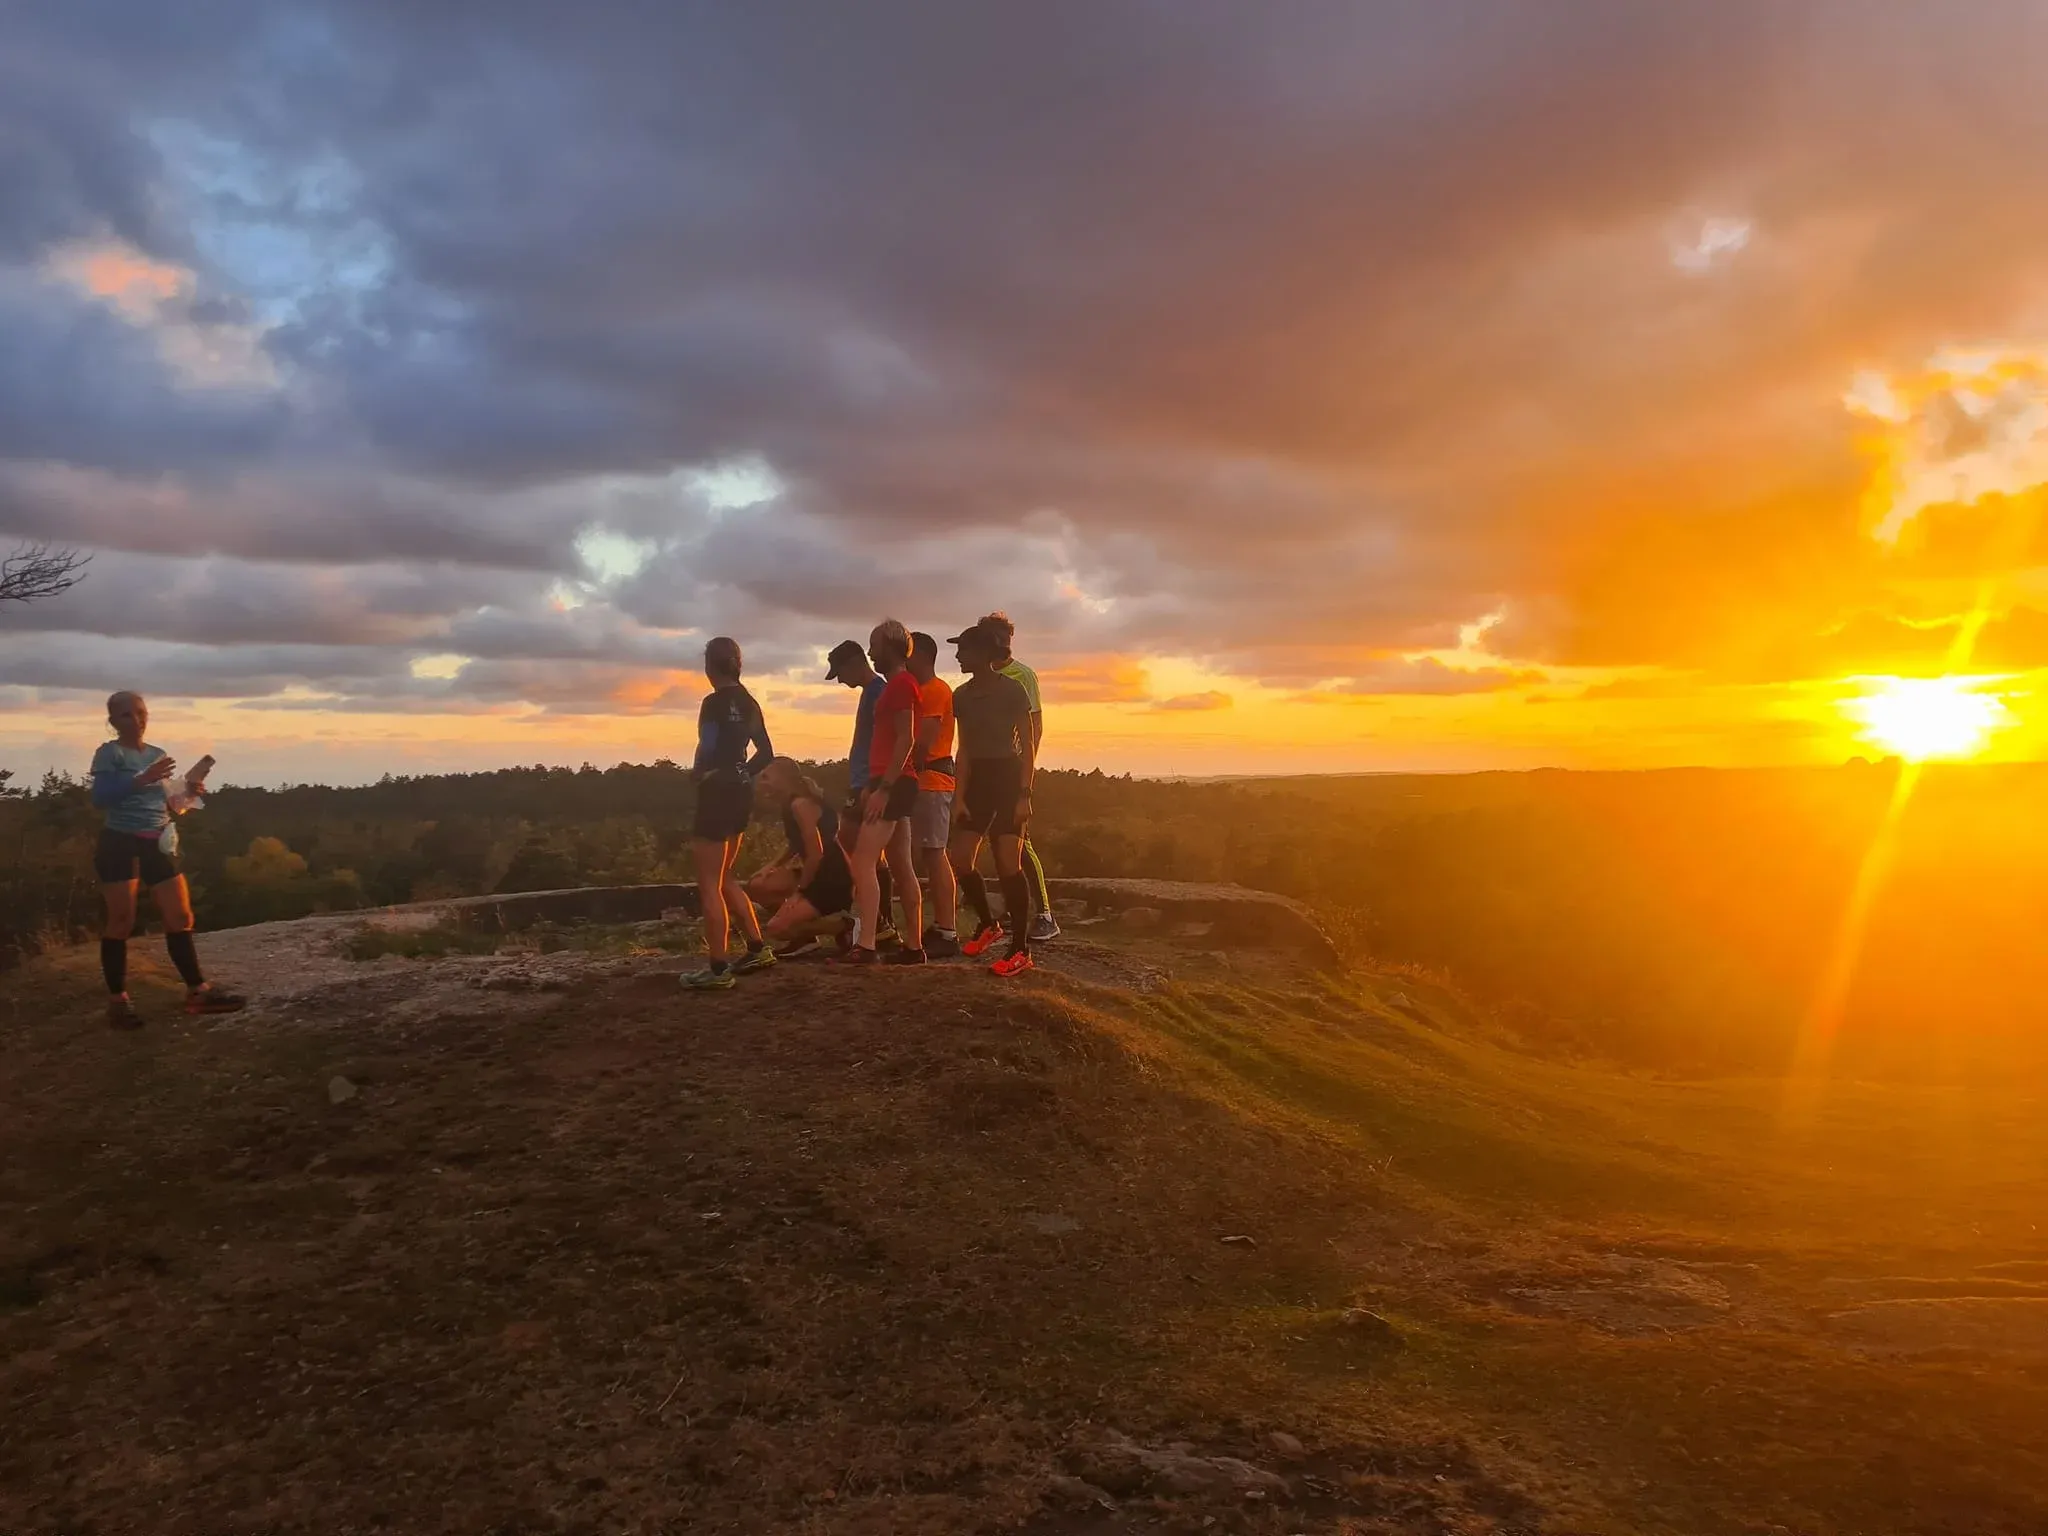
165, 930, 205, 988
746, 938, 764, 955
710, 959, 730, 975
959, 870, 993, 929
876, 862, 894, 927
999, 871, 1032, 942
100, 938, 127, 995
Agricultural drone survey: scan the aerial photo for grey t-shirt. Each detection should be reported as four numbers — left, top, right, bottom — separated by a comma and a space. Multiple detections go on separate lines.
951, 671, 1033, 760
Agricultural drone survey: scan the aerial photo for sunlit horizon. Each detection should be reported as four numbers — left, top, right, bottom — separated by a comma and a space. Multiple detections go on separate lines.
9, 8, 2048, 789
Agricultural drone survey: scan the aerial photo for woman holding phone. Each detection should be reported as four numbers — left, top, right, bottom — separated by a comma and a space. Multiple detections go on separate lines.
90, 692, 245, 1028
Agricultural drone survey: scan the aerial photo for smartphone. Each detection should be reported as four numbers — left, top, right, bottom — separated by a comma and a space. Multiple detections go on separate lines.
189, 754, 216, 782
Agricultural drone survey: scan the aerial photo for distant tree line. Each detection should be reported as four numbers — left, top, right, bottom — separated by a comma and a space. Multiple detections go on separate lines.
7, 756, 2044, 1079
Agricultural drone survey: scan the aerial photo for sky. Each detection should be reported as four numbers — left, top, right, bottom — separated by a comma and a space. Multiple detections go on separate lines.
7, 1, 2048, 784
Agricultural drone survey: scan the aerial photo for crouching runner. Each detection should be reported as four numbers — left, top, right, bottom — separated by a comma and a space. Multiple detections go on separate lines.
945, 623, 1039, 978
753, 758, 855, 958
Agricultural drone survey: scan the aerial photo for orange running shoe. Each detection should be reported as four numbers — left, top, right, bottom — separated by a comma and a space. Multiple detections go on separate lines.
990, 948, 1034, 978
960, 922, 1005, 958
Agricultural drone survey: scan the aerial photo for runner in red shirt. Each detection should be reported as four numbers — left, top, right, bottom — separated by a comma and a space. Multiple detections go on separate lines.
838, 618, 926, 966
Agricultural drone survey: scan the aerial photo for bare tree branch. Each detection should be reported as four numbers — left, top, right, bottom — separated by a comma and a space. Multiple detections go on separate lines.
0, 544, 90, 604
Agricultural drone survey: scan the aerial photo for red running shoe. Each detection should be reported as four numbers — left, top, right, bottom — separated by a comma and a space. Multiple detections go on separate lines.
990, 949, 1034, 979
960, 922, 1005, 958
184, 986, 248, 1015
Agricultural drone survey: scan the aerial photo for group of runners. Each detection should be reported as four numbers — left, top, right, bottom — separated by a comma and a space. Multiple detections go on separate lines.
681, 611, 1058, 990
82, 613, 1057, 1026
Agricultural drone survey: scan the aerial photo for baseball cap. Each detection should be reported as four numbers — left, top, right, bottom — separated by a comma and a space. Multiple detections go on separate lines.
946, 622, 995, 652
825, 639, 866, 681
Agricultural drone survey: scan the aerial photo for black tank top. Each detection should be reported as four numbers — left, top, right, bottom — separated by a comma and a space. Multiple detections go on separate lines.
781, 793, 838, 861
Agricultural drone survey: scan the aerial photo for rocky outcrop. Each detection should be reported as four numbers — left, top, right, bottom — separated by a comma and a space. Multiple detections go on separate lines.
432, 884, 699, 931
1048, 878, 1341, 968
357, 877, 1340, 967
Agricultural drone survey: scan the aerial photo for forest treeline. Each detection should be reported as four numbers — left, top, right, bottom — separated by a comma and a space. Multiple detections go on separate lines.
6, 757, 2044, 1077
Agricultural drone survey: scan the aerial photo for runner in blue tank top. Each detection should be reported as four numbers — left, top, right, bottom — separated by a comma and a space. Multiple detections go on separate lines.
89, 691, 246, 1029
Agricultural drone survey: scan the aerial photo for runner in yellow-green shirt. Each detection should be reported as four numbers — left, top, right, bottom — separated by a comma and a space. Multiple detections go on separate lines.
978, 612, 1057, 940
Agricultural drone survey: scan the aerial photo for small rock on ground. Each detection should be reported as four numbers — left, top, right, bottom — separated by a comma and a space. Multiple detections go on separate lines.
1341, 1307, 1403, 1344
326, 1075, 358, 1105
1265, 1430, 1306, 1460
1044, 1475, 1117, 1509
1071, 1430, 1289, 1499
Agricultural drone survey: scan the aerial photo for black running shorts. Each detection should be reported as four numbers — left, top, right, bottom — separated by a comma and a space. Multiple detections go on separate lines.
881, 773, 919, 822
958, 757, 1027, 839
692, 775, 754, 842
94, 827, 180, 887
798, 841, 855, 916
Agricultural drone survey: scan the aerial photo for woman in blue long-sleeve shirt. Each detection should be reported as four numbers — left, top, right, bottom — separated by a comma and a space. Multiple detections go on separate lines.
89, 691, 245, 1028
682, 638, 776, 991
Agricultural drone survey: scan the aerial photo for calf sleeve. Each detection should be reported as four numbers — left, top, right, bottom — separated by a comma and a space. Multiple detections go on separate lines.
100, 938, 127, 995
959, 869, 993, 930
999, 870, 1033, 944
165, 930, 205, 988
1021, 837, 1051, 910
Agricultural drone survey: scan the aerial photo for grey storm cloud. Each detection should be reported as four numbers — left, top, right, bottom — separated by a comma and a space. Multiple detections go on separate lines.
6, 0, 2048, 728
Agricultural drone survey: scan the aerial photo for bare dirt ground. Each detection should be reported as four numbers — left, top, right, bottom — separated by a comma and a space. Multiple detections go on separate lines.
1, 930, 1526, 1536
7, 914, 2048, 1535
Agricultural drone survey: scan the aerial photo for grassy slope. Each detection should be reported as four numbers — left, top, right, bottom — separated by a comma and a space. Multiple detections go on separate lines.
1095, 961, 2048, 1534
3, 937, 2046, 1534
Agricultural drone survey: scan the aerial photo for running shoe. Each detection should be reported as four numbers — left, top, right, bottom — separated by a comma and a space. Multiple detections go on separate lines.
681, 967, 737, 991
922, 928, 961, 959
885, 946, 927, 966
107, 996, 145, 1030
960, 922, 1005, 958
873, 924, 900, 950
991, 948, 1035, 979
1029, 912, 1062, 942
730, 946, 778, 975
831, 946, 881, 968
183, 987, 247, 1015
772, 935, 821, 960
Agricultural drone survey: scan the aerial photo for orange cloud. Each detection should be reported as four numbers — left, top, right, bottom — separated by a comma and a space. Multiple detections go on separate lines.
49, 242, 188, 318
1035, 659, 1151, 704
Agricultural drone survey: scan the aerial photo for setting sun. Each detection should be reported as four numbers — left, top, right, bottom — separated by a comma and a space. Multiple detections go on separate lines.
1845, 676, 2011, 761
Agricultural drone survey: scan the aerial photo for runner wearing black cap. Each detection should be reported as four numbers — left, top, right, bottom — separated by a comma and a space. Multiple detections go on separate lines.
825, 638, 896, 945
978, 612, 1058, 941
945, 622, 1039, 977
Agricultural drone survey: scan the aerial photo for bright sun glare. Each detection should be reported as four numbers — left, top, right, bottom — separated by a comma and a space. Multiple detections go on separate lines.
1846, 676, 2010, 761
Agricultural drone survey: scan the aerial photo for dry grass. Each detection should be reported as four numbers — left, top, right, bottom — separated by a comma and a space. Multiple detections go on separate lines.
4, 939, 2047, 1534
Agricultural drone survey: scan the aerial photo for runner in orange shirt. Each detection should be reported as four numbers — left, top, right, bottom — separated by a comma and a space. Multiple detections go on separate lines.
906, 631, 960, 957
